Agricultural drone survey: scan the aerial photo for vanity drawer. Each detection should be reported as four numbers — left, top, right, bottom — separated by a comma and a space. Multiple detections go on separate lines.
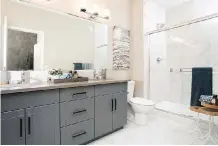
60, 98, 94, 127
60, 86, 94, 102
1, 90, 59, 112
95, 83, 127, 96
61, 119, 94, 145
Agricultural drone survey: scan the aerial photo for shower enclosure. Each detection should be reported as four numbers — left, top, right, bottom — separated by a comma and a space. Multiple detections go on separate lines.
148, 14, 218, 108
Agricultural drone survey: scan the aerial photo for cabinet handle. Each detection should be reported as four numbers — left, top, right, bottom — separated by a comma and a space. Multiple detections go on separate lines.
72, 92, 87, 96
72, 109, 87, 115
28, 117, 31, 136
72, 131, 86, 138
111, 99, 114, 112
115, 99, 117, 111
20, 118, 23, 138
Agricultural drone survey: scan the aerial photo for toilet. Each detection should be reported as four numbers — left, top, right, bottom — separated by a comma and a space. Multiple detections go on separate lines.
128, 81, 155, 125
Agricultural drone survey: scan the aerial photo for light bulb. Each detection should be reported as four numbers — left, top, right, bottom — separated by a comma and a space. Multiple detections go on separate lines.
93, 4, 99, 15
103, 9, 110, 19
80, 0, 87, 12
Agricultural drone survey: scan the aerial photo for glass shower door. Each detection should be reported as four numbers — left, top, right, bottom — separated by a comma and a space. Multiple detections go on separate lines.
149, 16, 218, 106
149, 30, 183, 104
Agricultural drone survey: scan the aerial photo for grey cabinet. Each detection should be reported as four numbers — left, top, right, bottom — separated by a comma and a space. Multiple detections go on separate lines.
1, 109, 25, 145
95, 84, 127, 138
1, 104, 59, 145
26, 104, 60, 145
112, 92, 127, 130
1, 82, 127, 145
1, 90, 60, 145
95, 94, 113, 138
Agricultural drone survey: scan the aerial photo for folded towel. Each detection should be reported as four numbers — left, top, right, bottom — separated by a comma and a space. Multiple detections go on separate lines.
199, 95, 213, 104
191, 67, 213, 106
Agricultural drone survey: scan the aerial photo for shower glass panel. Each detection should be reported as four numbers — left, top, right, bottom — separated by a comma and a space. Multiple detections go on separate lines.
144, 0, 218, 32
149, 17, 218, 105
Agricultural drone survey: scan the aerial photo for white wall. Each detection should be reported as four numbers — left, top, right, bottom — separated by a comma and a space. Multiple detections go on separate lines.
144, 0, 166, 32
131, 0, 144, 97
2, 0, 95, 70
131, 0, 167, 97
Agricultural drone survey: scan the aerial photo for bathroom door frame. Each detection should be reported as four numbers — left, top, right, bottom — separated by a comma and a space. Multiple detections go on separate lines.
7, 26, 45, 71
144, 13, 218, 100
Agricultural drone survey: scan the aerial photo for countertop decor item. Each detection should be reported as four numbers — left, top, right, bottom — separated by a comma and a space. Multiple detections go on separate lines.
113, 26, 130, 70
73, 71, 78, 79
200, 95, 218, 105
48, 77, 89, 84
48, 69, 63, 76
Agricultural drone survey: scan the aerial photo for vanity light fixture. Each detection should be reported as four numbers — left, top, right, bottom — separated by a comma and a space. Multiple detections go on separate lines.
80, 3, 110, 20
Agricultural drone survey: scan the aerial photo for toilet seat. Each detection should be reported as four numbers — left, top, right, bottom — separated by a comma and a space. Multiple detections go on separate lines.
130, 97, 155, 106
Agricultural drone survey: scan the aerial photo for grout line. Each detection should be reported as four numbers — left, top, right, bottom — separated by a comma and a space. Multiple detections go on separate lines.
155, 108, 218, 126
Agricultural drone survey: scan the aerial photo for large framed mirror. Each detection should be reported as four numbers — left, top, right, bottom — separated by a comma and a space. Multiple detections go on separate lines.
1, 0, 108, 72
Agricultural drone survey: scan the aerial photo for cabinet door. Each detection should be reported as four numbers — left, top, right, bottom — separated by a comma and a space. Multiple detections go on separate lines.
1, 109, 25, 145
113, 92, 127, 130
26, 104, 60, 145
95, 94, 113, 138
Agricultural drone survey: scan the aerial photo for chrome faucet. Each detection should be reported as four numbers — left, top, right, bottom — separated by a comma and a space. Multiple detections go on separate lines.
99, 69, 107, 80
21, 71, 30, 84
93, 69, 98, 79
21, 71, 26, 84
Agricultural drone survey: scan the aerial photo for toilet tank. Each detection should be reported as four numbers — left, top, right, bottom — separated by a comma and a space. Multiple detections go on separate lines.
127, 81, 135, 102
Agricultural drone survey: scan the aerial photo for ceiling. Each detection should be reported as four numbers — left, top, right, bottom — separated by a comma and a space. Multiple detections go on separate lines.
151, 0, 191, 9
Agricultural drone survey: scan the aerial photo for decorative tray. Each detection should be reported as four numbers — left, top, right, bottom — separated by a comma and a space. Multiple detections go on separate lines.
201, 102, 218, 110
48, 77, 89, 84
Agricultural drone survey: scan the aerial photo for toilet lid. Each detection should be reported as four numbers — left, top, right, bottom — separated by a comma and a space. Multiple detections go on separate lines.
130, 97, 155, 106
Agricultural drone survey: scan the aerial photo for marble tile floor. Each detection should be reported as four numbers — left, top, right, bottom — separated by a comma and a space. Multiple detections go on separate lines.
90, 110, 218, 145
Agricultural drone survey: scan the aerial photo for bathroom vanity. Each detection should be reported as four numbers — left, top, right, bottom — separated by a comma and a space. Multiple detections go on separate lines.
1, 80, 128, 145
1, 1, 128, 144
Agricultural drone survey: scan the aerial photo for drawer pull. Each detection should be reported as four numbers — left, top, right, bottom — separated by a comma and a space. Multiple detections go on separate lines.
111, 99, 114, 112
20, 118, 23, 138
72, 92, 87, 96
72, 131, 87, 138
28, 117, 31, 136
72, 109, 87, 115
115, 98, 117, 111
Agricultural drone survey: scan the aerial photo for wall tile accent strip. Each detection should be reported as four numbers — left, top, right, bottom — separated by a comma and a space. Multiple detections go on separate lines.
113, 26, 130, 70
